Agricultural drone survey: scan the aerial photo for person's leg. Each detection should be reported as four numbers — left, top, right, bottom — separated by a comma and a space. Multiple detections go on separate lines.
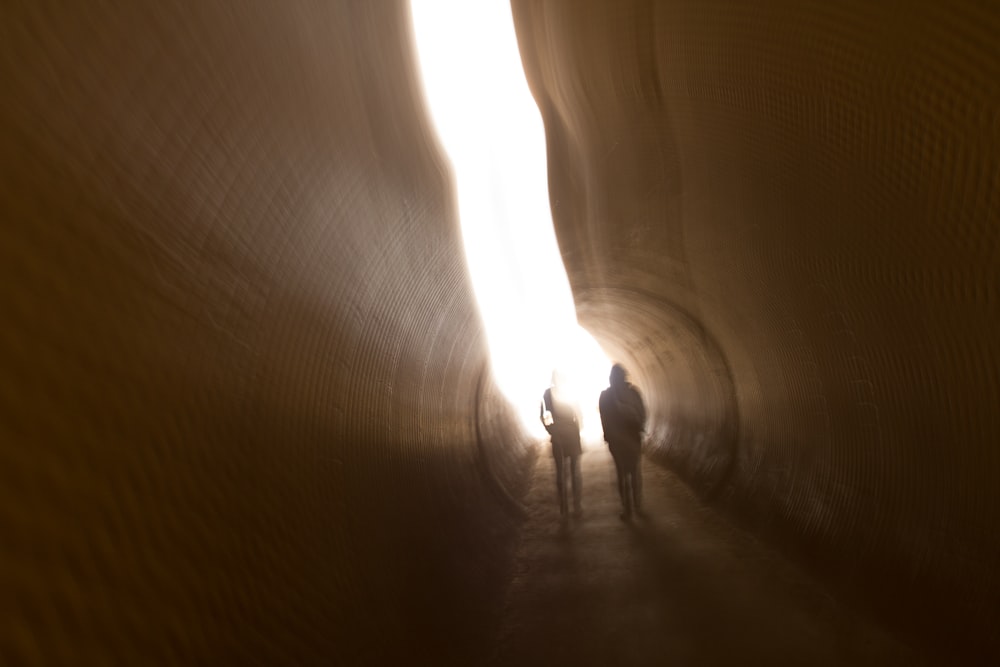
554, 454, 568, 515
623, 471, 633, 517
610, 451, 624, 506
612, 450, 631, 518
631, 454, 643, 515
570, 454, 582, 512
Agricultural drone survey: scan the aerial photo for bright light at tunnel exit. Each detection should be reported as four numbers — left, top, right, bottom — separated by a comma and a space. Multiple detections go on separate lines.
410, 0, 611, 441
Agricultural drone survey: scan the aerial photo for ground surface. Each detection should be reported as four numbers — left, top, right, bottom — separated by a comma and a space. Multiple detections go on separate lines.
488, 443, 929, 667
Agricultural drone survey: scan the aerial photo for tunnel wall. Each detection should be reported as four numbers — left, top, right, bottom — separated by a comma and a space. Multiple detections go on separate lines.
512, 0, 999, 658
0, 2, 532, 664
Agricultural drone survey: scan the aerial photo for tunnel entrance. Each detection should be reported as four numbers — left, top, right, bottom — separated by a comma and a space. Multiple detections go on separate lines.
410, 0, 610, 435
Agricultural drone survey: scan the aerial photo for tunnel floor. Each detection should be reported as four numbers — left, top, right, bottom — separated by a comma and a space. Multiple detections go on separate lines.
486, 445, 926, 666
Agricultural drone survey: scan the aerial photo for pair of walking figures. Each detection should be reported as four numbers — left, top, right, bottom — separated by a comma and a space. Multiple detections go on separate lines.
541, 364, 646, 520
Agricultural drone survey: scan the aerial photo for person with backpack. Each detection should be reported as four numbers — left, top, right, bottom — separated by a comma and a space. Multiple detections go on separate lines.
541, 370, 583, 517
599, 364, 646, 519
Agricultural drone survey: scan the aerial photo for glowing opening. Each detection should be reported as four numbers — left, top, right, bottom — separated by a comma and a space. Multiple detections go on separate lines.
410, 0, 610, 440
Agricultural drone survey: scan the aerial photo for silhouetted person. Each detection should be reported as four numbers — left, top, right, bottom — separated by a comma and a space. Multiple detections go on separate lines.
541, 370, 583, 516
599, 364, 646, 519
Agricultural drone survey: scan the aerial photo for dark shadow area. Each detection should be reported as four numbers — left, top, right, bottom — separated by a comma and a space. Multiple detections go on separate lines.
493, 451, 925, 666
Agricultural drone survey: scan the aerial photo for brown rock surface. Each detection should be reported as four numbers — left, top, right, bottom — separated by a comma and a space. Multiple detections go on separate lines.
513, 0, 999, 660
1, 0, 997, 664
1, 2, 530, 664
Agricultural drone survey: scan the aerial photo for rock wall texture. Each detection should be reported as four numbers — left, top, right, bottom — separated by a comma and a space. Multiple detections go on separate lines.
512, 0, 998, 659
2, 0, 998, 663
1, 2, 531, 664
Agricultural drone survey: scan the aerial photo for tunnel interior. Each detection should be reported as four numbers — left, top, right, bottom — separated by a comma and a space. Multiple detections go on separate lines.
1, 0, 998, 664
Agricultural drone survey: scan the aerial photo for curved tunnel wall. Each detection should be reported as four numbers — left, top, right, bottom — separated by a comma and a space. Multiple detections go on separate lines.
1, 2, 532, 664
512, 0, 999, 656
2, 0, 999, 663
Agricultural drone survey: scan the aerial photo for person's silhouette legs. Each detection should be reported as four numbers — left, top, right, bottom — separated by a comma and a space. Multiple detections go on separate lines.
554, 455, 569, 515
569, 454, 582, 514
612, 451, 632, 519
631, 457, 643, 516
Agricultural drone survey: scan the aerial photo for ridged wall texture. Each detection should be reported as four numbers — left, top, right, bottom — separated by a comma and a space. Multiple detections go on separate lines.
1, 2, 532, 664
512, 0, 999, 659
2, 0, 999, 664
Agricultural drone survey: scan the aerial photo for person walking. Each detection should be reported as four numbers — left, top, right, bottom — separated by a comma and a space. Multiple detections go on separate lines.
599, 364, 646, 519
541, 370, 583, 517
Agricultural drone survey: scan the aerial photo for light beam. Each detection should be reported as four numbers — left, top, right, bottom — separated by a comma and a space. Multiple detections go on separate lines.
410, 0, 611, 438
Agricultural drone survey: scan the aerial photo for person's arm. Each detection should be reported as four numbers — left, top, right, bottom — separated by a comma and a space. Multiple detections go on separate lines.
619, 386, 644, 429
540, 392, 554, 434
598, 392, 610, 442
635, 389, 647, 431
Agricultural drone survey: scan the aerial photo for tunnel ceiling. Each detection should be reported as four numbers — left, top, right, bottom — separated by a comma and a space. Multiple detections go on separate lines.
1, 0, 998, 663
511, 0, 999, 656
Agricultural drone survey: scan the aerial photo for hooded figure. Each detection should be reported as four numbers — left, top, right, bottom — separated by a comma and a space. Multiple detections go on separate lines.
541, 370, 583, 516
599, 364, 646, 519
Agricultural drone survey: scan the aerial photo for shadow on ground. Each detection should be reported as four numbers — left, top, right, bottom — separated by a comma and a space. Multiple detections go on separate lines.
489, 445, 928, 667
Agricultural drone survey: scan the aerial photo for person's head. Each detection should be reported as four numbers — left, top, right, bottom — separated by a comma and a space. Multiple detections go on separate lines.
551, 368, 564, 387
609, 363, 627, 388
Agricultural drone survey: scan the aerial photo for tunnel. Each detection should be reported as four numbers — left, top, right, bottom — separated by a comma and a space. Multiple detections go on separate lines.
1, 0, 998, 664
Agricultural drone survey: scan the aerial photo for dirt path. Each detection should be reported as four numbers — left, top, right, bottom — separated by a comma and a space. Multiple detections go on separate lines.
489, 443, 927, 666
